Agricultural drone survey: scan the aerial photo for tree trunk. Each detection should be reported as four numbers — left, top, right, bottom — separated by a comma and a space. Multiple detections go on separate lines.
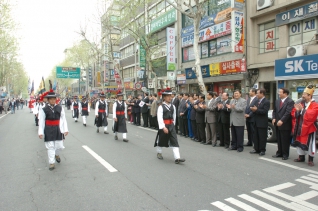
192, 14, 207, 95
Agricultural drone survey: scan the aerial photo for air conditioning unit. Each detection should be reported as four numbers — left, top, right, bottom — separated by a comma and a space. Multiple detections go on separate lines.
287, 45, 306, 58
257, 0, 274, 11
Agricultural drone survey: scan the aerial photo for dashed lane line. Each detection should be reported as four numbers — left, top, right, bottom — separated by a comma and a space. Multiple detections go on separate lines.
82, 145, 118, 173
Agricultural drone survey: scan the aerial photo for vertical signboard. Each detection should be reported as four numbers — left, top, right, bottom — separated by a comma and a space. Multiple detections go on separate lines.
231, 11, 244, 53
140, 40, 146, 68
166, 27, 176, 71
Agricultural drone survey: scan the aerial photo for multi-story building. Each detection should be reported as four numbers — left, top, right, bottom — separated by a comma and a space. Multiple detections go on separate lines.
246, 0, 318, 108
178, 0, 246, 96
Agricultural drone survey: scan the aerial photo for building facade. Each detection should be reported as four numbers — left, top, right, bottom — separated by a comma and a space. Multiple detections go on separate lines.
246, 0, 318, 108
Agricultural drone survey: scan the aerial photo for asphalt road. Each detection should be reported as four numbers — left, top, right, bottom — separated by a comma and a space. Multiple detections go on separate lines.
0, 107, 318, 211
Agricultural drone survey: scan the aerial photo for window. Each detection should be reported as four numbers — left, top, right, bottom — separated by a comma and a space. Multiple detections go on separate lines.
216, 35, 231, 55
209, 40, 217, 57
120, 44, 134, 59
201, 42, 209, 58
259, 21, 279, 53
289, 17, 317, 46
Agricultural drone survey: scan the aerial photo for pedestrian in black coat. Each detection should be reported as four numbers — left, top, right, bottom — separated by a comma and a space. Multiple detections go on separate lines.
217, 93, 231, 148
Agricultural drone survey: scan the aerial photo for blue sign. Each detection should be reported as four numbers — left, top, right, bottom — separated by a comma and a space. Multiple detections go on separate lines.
185, 66, 211, 79
275, 54, 318, 80
186, 68, 196, 79
276, 1, 318, 26
201, 65, 211, 78
297, 87, 306, 93
181, 14, 217, 37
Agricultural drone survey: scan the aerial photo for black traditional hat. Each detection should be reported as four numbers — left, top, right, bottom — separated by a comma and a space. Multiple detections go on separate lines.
162, 88, 172, 95
73, 95, 78, 99
82, 96, 86, 100
116, 90, 124, 96
99, 92, 106, 97
46, 89, 57, 98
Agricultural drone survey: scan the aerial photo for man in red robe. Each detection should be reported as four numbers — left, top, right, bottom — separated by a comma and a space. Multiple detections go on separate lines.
291, 85, 318, 167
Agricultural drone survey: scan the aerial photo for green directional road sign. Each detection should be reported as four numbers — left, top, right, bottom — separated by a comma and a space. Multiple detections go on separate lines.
56, 66, 80, 79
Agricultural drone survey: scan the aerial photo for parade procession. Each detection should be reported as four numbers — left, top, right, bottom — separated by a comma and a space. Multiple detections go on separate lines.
2, 0, 318, 210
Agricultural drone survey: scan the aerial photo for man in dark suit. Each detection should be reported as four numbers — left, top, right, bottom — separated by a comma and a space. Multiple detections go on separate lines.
272, 88, 294, 160
134, 95, 141, 126
244, 88, 258, 146
250, 88, 270, 156
177, 93, 184, 135
190, 94, 198, 141
194, 94, 206, 143
179, 93, 189, 137
217, 93, 231, 148
141, 92, 150, 127
171, 92, 180, 133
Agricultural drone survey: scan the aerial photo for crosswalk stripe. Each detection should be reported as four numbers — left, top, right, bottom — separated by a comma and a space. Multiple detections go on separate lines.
264, 182, 318, 211
238, 194, 283, 211
296, 179, 318, 190
225, 197, 259, 211
301, 176, 318, 183
308, 174, 318, 179
211, 201, 237, 211
252, 190, 313, 211
296, 190, 318, 201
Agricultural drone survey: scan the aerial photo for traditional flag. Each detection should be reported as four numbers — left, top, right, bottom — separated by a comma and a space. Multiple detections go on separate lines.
31, 80, 34, 96
53, 80, 57, 91
27, 77, 32, 94
39, 77, 45, 93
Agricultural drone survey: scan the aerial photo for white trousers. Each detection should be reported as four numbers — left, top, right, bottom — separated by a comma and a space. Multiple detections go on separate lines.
82, 116, 87, 124
156, 147, 180, 159
97, 126, 108, 131
45, 141, 65, 164
115, 132, 127, 139
297, 138, 316, 157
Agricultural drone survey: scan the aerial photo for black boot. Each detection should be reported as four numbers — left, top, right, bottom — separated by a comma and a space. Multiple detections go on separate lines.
294, 155, 305, 162
308, 156, 314, 167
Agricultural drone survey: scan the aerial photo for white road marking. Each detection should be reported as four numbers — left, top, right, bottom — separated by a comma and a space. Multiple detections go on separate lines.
252, 190, 313, 211
238, 194, 283, 211
225, 197, 259, 211
211, 201, 237, 211
259, 157, 318, 175
296, 190, 318, 201
301, 176, 318, 183
264, 182, 318, 211
296, 179, 318, 190
0, 113, 9, 119
308, 174, 318, 179
82, 145, 118, 173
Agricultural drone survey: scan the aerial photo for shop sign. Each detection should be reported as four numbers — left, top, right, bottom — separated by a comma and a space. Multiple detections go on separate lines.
166, 27, 176, 71
124, 81, 134, 90
210, 63, 221, 75
220, 59, 246, 74
149, 9, 176, 33
275, 54, 318, 80
201, 65, 211, 78
186, 68, 197, 79
231, 11, 244, 53
148, 78, 155, 88
167, 71, 176, 80
139, 41, 146, 68
177, 74, 186, 84
105, 86, 118, 92
182, 20, 231, 47
276, 1, 318, 26
135, 82, 142, 90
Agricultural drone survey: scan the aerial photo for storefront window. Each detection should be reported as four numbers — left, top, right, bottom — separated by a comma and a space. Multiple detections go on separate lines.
287, 79, 318, 101
201, 42, 208, 58
217, 35, 231, 55
289, 17, 317, 46
209, 40, 217, 56
217, 82, 241, 98
182, 45, 196, 62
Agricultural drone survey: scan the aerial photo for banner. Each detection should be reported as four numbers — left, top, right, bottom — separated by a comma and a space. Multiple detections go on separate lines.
210, 63, 221, 76
182, 20, 231, 47
177, 74, 186, 84
231, 11, 244, 53
166, 27, 176, 71
220, 59, 246, 74
167, 71, 176, 80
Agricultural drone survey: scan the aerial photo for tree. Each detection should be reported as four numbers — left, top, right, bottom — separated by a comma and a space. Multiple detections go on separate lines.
118, 0, 168, 93
166, 0, 207, 94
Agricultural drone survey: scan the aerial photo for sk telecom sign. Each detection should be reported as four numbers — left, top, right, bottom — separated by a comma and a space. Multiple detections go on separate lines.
276, 1, 318, 26
275, 54, 318, 80
56, 67, 80, 79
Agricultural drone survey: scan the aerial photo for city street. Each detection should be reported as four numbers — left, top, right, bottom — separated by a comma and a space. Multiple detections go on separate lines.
0, 108, 318, 211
